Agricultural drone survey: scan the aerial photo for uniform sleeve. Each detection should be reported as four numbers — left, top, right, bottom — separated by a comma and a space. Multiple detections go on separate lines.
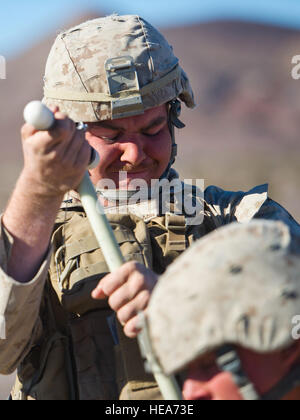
204, 183, 300, 246
254, 197, 300, 250
0, 217, 51, 374
204, 184, 269, 226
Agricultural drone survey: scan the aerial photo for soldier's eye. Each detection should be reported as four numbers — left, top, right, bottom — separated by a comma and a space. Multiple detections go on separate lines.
89, 129, 119, 142
143, 129, 163, 137
101, 135, 119, 143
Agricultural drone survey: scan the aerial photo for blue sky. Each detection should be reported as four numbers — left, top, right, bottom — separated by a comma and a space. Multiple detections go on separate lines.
1, 0, 300, 58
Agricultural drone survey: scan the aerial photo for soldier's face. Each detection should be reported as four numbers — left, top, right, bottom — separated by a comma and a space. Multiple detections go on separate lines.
182, 352, 244, 400
85, 105, 172, 188
182, 345, 300, 400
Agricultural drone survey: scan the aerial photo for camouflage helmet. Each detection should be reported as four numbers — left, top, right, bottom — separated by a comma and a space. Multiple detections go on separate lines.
42, 14, 195, 122
146, 220, 300, 380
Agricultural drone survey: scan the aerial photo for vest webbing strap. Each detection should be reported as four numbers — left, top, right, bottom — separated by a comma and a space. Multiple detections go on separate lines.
165, 214, 187, 253
64, 229, 137, 263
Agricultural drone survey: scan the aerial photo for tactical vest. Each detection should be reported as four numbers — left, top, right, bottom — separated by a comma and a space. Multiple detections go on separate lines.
10, 201, 209, 400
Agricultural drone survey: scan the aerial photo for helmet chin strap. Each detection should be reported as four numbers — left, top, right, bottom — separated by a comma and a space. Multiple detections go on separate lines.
216, 344, 300, 401
160, 99, 185, 180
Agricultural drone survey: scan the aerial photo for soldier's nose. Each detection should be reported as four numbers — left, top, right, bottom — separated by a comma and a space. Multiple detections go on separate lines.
119, 140, 147, 167
182, 378, 213, 401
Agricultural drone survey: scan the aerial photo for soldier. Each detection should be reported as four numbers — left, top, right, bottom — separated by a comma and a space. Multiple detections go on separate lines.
146, 220, 300, 400
0, 14, 299, 400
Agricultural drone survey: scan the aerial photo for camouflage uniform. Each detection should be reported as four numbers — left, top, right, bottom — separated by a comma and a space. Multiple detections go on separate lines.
0, 15, 299, 400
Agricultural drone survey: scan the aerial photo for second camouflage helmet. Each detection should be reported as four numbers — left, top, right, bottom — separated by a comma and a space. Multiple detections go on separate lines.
146, 220, 300, 376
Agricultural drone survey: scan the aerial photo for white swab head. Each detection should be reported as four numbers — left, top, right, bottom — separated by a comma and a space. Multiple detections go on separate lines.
23, 101, 55, 130
23, 100, 100, 168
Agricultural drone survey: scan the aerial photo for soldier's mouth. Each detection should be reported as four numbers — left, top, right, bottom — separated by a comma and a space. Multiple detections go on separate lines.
110, 165, 157, 175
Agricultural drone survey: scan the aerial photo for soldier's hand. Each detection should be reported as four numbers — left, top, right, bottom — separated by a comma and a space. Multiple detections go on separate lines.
20, 105, 91, 197
92, 261, 158, 338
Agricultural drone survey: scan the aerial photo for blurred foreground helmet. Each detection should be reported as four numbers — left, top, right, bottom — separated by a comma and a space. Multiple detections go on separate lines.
145, 220, 300, 399
43, 14, 195, 122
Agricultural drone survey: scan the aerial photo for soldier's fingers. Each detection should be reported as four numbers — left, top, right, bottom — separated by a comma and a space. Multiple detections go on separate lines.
91, 285, 107, 300
93, 261, 139, 297
92, 272, 123, 298
117, 289, 151, 326
21, 123, 38, 141
59, 129, 88, 166
108, 271, 147, 311
123, 315, 142, 338
74, 139, 92, 169
21, 118, 76, 154
21, 108, 64, 141
21, 125, 58, 157
47, 116, 76, 146
53, 111, 68, 120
